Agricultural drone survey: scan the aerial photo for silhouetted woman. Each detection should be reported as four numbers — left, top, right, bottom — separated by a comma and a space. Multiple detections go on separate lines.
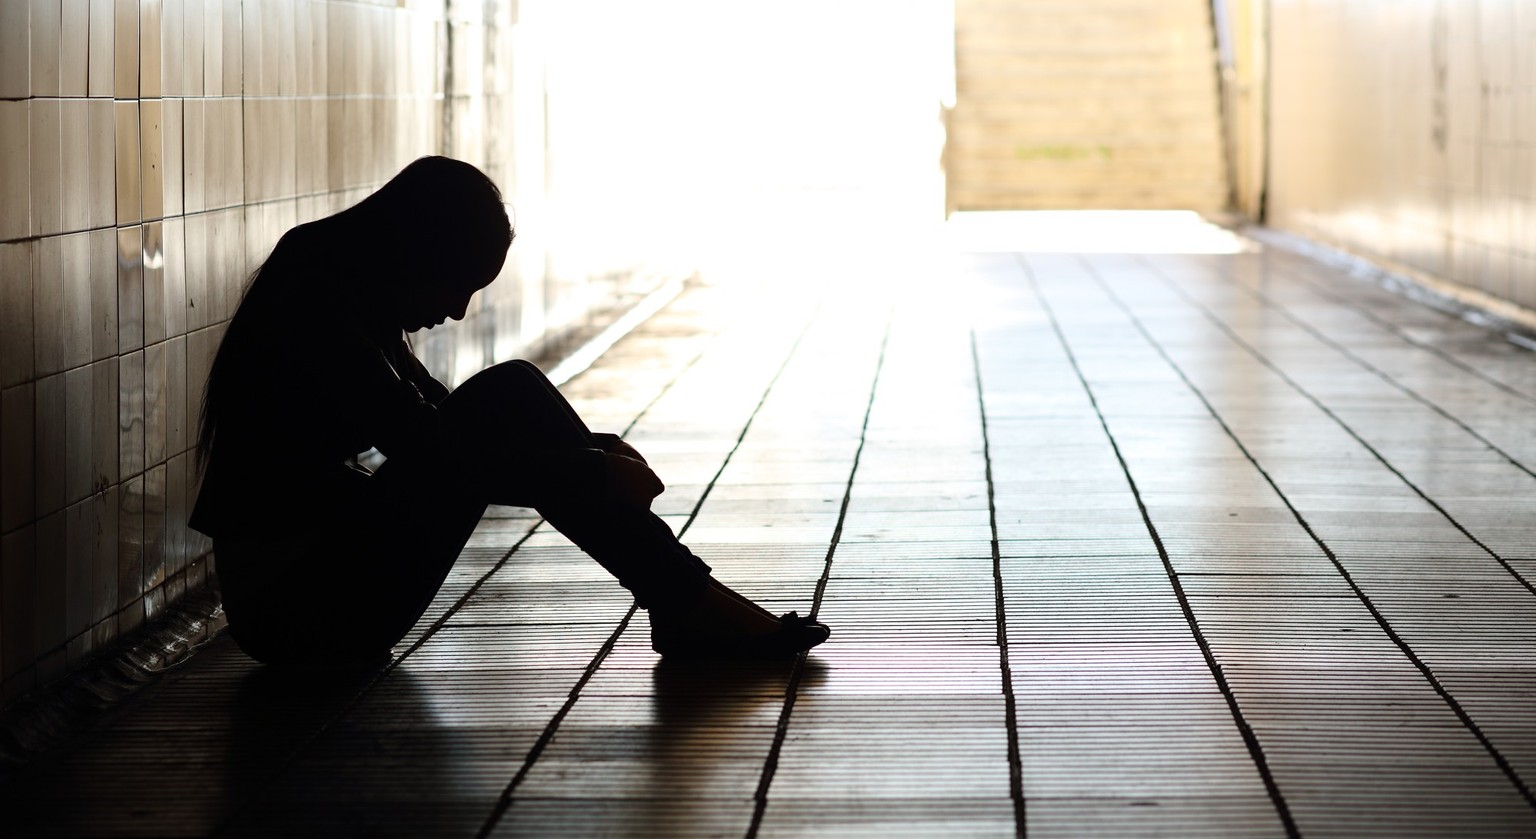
191, 156, 828, 667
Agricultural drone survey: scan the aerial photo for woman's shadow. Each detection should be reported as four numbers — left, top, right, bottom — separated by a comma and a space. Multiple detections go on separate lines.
217, 657, 468, 837
619, 657, 830, 834
218, 651, 829, 836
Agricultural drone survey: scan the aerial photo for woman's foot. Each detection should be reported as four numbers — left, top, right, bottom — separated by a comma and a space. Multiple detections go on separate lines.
650, 579, 830, 659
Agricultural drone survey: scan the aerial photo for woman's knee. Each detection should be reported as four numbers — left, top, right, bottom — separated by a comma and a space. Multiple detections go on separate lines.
442, 360, 589, 446
449, 359, 549, 407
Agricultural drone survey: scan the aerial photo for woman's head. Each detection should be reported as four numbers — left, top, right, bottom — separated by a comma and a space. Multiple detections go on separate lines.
196, 157, 514, 471
344, 156, 515, 331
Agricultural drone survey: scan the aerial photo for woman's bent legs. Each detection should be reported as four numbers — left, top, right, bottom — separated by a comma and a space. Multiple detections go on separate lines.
224, 359, 710, 666
442, 360, 712, 613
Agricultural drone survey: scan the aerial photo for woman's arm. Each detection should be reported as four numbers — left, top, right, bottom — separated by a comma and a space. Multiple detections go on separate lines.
391, 340, 451, 404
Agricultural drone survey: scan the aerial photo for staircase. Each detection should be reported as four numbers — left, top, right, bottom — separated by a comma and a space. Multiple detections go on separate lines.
947, 0, 1229, 212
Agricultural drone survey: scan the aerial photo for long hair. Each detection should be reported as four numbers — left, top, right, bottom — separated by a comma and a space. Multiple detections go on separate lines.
195, 156, 513, 472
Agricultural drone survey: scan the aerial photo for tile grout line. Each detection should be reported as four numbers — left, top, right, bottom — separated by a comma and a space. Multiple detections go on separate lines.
1090, 255, 1536, 813
209, 314, 725, 838
970, 329, 1028, 839
744, 311, 891, 839
1263, 254, 1536, 406
1188, 256, 1536, 481
1021, 254, 1301, 838
1133, 255, 1536, 599
477, 300, 826, 838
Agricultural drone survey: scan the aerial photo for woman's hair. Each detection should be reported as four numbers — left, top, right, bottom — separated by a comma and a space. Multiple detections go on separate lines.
195, 156, 514, 472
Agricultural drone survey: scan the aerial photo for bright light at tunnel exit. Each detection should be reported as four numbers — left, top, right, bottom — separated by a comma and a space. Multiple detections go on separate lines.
540, 1, 953, 284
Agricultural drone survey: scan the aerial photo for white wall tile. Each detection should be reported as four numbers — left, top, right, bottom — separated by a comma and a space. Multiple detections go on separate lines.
33, 373, 65, 517
161, 98, 182, 218
181, 0, 202, 97
293, 0, 312, 95
31, 0, 62, 97
60, 0, 89, 96
0, 243, 34, 390
116, 224, 143, 352
119, 350, 143, 479
29, 99, 63, 238
162, 451, 187, 590
202, 0, 222, 96
139, 462, 164, 599
142, 221, 165, 344
181, 97, 204, 214
60, 100, 90, 234
142, 340, 165, 468
31, 238, 63, 379
181, 211, 205, 330
90, 359, 118, 497
113, 0, 137, 98
182, 328, 215, 466
276, 0, 295, 96
1, 384, 37, 532
309, 0, 327, 95
87, 98, 116, 228
140, 0, 162, 98
242, 0, 264, 96
86, 0, 112, 96
34, 510, 67, 658
163, 334, 183, 456
63, 494, 93, 645
159, 0, 181, 96
225, 98, 245, 209
116, 474, 143, 627
89, 227, 117, 361
259, 0, 278, 97
0, 1, 29, 99
241, 98, 262, 203
114, 99, 140, 224
0, 101, 31, 241
140, 99, 164, 221
2, 528, 38, 691
276, 97, 296, 200
160, 216, 185, 337
60, 233, 92, 372
62, 365, 91, 505
221, 0, 241, 95
208, 208, 241, 321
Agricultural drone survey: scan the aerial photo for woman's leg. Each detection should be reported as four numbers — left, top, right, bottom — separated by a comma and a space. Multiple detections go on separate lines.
445, 361, 824, 657
438, 360, 713, 615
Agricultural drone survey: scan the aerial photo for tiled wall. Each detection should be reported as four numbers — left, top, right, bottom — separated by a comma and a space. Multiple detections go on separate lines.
0, 0, 650, 702
1267, 0, 1536, 315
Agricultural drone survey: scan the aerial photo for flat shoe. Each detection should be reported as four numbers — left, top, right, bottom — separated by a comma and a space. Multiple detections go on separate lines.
651, 611, 830, 660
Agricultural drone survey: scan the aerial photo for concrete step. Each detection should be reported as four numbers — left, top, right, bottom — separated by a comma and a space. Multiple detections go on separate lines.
949, 164, 1228, 189
948, 148, 1225, 172
950, 99, 1224, 124
948, 0, 1225, 210
950, 191, 1227, 211
950, 120, 1223, 142
957, 66, 1218, 90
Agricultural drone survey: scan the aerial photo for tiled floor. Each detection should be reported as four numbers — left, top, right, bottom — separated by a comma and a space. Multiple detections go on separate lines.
4, 216, 1536, 837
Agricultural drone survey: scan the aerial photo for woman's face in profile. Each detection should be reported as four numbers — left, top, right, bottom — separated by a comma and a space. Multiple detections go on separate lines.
390, 247, 507, 332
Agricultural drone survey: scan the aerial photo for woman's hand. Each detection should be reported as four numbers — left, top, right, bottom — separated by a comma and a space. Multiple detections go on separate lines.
605, 453, 664, 508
